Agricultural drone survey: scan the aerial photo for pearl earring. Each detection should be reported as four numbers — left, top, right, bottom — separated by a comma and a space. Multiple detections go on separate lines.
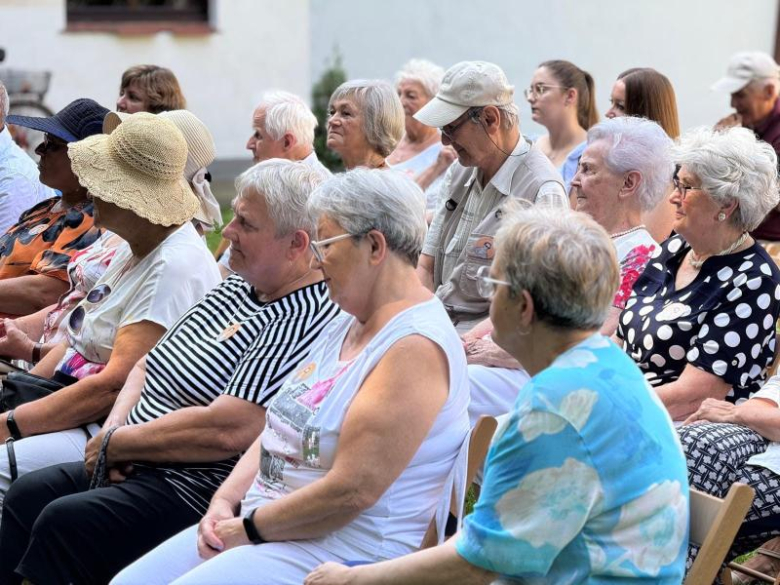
718, 212, 726, 222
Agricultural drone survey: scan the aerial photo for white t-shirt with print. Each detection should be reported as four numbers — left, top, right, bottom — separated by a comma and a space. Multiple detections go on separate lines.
61, 222, 220, 366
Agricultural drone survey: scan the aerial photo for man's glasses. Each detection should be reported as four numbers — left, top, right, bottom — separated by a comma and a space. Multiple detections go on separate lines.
476, 266, 512, 299
441, 108, 482, 141
523, 83, 567, 100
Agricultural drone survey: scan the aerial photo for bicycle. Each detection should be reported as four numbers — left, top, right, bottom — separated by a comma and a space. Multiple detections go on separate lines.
0, 48, 54, 157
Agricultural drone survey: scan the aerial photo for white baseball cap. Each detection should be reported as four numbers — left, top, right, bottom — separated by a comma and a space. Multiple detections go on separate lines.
712, 51, 780, 93
414, 61, 514, 127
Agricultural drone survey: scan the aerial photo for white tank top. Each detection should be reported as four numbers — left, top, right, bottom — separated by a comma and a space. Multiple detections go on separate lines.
241, 297, 470, 560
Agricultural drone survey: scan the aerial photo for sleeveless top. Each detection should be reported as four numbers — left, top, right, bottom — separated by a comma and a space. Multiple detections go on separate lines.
241, 297, 470, 560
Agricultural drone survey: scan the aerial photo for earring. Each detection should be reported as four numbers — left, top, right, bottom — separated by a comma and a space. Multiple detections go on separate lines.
717, 212, 726, 222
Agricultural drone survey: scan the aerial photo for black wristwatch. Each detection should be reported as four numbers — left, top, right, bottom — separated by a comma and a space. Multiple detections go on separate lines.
6, 410, 22, 441
243, 508, 266, 544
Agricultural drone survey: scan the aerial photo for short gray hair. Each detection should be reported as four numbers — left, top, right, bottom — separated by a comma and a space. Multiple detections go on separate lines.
587, 116, 674, 211
496, 103, 520, 130
394, 59, 445, 99
328, 80, 404, 157
235, 158, 326, 237
259, 90, 318, 147
495, 205, 619, 330
0, 82, 7, 125
307, 168, 426, 266
671, 126, 780, 231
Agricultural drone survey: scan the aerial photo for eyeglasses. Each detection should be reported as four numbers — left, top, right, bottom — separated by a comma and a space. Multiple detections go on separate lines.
476, 265, 512, 299
523, 83, 567, 100
38, 134, 67, 154
441, 107, 482, 141
672, 177, 703, 200
309, 232, 358, 265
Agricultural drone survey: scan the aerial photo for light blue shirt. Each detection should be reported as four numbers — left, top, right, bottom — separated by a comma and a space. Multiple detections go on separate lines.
0, 125, 54, 234
559, 140, 586, 195
457, 334, 689, 583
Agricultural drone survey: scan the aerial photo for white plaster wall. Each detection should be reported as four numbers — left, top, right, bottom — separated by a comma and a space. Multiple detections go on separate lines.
310, 0, 779, 139
0, 0, 311, 159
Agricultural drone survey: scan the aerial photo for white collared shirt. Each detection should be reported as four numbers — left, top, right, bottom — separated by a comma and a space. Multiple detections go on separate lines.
0, 126, 54, 234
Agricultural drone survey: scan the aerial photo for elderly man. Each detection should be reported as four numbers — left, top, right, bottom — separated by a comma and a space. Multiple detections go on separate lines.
0, 82, 53, 234
713, 51, 780, 241
415, 60, 567, 333
219, 90, 329, 277
413, 60, 566, 426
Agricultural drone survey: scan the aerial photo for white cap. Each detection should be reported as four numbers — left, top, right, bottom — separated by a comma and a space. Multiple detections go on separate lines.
712, 51, 780, 93
414, 61, 514, 127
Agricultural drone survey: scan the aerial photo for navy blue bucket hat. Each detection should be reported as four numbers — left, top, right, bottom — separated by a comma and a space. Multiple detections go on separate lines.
7, 98, 110, 143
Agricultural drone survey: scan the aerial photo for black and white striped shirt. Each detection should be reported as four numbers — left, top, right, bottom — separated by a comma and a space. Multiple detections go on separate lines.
126, 276, 340, 514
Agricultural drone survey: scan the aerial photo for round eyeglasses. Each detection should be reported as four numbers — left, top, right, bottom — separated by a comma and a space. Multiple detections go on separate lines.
476, 265, 511, 299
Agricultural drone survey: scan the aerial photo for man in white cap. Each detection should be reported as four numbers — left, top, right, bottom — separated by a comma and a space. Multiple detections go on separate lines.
414, 61, 566, 426
713, 51, 780, 241
0, 81, 53, 234
415, 60, 566, 330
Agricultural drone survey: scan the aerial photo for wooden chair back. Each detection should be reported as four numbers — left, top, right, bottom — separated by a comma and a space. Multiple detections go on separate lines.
685, 483, 755, 585
419, 415, 497, 549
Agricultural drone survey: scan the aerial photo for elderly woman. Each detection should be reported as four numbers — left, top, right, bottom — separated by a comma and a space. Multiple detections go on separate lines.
0, 113, 220, 515
526, 60, 598, 191
306, 206, 689, 584
387, 59, 454, 209
618, 126, 780, 422
327, 79, 404, 170
605, 67, 681, 243
0, 99, 109, 318
0, 160, 339, 585
111, 169, 470, 585
678, 380, 780, 581
0, 108, 222, 362
116, 64, 186, 114
570, 116, 674, 335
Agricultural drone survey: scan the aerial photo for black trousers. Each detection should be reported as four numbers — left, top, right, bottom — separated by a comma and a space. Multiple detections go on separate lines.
0, 461, 202, 585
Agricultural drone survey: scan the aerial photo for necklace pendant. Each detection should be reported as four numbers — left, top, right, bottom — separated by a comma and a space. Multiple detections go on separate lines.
217, 322, 241, 342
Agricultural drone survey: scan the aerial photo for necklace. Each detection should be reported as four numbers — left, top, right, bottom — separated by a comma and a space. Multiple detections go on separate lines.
688, 232, 749, 269
610, 225, 647, 239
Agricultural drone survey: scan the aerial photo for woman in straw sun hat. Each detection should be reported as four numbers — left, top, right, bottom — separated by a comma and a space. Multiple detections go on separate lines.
0, 109, 221, 368
0, 112, 220, 512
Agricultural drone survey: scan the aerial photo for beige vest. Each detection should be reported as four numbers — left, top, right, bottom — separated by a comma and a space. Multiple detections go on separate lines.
434, 147, 564, 329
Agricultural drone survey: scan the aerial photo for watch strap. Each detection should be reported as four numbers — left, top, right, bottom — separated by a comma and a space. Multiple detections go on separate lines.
243, 508, 266, 544
6, 410, 22, 441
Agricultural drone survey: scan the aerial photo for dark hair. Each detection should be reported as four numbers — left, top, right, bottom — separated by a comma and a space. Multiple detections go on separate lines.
119, 64, 186, 114
617, 68, 680, 139
540, 60, 598, 130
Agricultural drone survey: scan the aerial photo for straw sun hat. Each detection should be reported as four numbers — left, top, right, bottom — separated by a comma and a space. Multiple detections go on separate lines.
103, 110, 221, 228
68, 112, 199, 226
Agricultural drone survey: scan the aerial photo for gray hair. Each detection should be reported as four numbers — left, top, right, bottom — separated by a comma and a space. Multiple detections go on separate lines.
587, 116, 674, 211
496, 103, 520, 130
235, 158, 326, 237
394, 59, 445, 99
671, 126, 780, 231
0, 82, 7, 125
495, 205, 619, 330
328, 79, 405, 157
307, 168, 427, 266
259, 90, 318, 147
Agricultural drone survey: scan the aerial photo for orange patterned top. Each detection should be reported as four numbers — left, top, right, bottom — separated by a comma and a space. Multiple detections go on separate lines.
0, 197, 102, 282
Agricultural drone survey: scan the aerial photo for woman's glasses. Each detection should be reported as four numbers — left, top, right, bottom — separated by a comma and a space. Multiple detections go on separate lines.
68, 284, 112, 333
476, 266, 511, 299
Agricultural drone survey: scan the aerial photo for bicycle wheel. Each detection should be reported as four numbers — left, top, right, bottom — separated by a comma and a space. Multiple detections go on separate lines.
8, 99, 54, 158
